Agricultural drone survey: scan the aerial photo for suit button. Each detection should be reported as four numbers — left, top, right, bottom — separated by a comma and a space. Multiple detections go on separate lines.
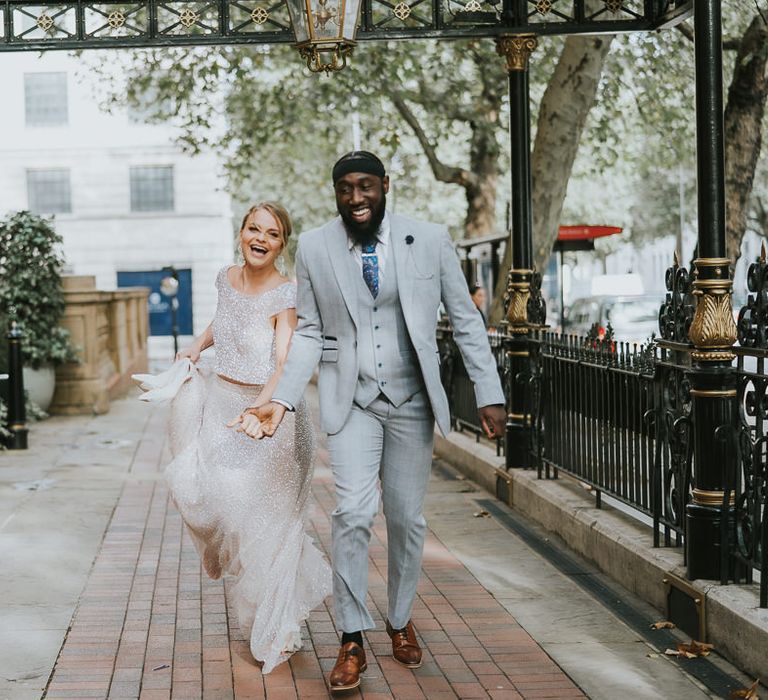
378, 363, 382, 367
373, 307, 378, 312
374, 325, 379, 330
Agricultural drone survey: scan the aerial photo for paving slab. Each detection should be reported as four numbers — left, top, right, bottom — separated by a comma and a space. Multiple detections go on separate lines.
0, 401, 154, 700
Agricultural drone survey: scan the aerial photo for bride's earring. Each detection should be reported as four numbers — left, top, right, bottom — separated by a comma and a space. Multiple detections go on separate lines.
276, 254, 287, 276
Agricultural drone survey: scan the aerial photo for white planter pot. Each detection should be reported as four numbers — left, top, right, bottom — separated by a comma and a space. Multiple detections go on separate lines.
22, 364, 56, 412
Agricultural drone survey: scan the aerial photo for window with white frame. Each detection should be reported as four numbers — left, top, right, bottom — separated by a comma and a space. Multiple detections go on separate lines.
27, 169, 72, 214
130, 166, 174, 212
24, 73, 68, 127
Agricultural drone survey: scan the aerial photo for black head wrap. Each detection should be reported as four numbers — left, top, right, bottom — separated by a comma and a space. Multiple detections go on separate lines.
332, 151, 386, 184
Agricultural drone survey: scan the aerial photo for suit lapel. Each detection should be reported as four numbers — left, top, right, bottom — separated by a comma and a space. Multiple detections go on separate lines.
390, 215, 416, 328
324, 217, 359, 328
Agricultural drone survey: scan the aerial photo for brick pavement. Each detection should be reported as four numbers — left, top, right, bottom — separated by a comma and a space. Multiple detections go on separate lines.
43, 404, 586, 700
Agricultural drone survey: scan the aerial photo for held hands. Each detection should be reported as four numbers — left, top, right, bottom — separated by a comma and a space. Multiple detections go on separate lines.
227, 401, 287, 440
479, 404, 506, 440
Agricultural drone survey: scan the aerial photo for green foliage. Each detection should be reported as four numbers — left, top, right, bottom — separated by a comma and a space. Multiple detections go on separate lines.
0, 211, 78, 370
575, 5, 767, 249
85, 40, 562, 237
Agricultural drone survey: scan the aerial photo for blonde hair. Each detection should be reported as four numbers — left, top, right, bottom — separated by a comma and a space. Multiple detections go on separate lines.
239, 201, 293, 250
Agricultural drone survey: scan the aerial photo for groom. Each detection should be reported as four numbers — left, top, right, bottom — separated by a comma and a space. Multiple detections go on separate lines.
247, 151, 505, 691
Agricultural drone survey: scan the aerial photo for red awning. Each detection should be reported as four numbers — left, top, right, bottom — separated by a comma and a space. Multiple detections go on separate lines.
557, 225, 623, 241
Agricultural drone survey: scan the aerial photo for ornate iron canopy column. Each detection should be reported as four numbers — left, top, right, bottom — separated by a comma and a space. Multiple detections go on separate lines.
496, 31, 545, 470
686, 0, 740, 582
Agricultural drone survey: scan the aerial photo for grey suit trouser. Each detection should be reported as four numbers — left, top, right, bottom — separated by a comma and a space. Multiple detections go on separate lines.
326, 390, 435, 632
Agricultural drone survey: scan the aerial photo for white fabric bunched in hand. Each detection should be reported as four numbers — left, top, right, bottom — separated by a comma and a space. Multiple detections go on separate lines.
132, 358, 195, 402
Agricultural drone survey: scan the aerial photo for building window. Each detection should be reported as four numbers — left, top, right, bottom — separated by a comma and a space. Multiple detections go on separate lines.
25, 73, 68, 127
130, 166, 174, 212
27, 169, 72, 214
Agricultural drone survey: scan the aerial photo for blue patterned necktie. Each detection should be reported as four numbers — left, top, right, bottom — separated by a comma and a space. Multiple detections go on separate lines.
362, 242, 379, 298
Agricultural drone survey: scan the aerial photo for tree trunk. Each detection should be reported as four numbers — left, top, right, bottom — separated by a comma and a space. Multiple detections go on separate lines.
531, 34, 615, 272
489, 33, 614, 322
724, 13, 768, 263
464, 171, 499, 236
465, 119, 501, 237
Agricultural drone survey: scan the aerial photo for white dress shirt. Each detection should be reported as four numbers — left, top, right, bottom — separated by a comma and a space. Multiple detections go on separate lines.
348, 211, 390, 278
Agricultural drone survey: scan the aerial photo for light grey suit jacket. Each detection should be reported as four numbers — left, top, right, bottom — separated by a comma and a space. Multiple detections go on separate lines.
273, 213, 505, 435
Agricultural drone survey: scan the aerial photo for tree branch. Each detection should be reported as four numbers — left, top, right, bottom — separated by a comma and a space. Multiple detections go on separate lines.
407, 74, 477, 122
387, 92, 474, 187
755, 0, 767, 26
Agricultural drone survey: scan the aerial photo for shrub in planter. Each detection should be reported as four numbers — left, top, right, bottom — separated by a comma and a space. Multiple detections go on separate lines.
0, 211, 78, 374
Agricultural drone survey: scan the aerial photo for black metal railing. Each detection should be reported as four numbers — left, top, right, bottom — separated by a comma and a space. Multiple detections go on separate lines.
437, 308, 765, 605
732, 347, 768, 606
437, 322, 506, 455
533, 333, 682, 538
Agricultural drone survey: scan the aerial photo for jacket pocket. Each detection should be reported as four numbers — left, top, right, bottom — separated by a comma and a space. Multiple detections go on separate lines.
321, 348, 339, 363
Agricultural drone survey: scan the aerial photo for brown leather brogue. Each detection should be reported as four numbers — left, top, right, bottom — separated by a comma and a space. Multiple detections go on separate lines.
386, 619, 422, 669
329, 641, 367, 692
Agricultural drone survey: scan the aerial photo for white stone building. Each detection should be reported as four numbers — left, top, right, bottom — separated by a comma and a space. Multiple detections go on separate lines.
0, 52, 234, 360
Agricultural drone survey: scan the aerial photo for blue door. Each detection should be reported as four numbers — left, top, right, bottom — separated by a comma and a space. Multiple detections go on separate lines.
117, 268, 193, 336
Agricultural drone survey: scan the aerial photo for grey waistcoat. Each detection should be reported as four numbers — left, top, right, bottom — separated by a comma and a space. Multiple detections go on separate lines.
353, 250, 424, 408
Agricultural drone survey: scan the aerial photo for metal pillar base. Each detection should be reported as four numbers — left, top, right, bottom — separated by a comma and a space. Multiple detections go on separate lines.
5, 425, 29, 450
506, 423, 530, 469
686, 502, 733, 581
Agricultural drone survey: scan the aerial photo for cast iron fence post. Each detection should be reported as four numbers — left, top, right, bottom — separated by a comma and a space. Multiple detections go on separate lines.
6, 322, 28, 449
686, 0, 738, 580
496, 30, 545, 469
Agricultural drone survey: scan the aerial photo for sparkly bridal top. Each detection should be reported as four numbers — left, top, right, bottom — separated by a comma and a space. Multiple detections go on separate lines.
213, 265, 297, 385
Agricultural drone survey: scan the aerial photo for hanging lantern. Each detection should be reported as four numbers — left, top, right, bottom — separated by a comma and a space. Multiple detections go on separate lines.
286, 0, 362, 73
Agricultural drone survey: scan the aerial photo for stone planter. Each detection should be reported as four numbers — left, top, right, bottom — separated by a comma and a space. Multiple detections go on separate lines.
23, 364, 56, 412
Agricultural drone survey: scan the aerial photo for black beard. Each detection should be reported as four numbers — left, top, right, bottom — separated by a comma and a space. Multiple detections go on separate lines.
340, 194, 387, 247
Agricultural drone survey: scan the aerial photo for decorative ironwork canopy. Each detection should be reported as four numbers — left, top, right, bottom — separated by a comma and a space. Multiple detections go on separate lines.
0, 0, 691, 52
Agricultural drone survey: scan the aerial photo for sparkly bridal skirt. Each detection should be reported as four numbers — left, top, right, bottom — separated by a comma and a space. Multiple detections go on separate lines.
134, 360, 332, 673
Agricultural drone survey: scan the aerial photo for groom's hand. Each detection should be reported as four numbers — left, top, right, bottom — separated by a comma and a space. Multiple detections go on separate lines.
228, 402, 287, 439
479, 404, 506, 440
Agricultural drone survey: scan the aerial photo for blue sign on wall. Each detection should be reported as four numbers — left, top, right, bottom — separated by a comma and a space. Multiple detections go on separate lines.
117, 268, 193, 336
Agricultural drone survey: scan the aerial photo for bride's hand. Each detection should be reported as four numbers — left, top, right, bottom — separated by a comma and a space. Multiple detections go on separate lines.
176, 345, 201, 363
228, 402, 286, 439
228, 411, 265, 438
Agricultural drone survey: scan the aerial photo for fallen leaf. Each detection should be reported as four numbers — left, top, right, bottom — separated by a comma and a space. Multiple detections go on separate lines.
646, 653, 660, 658
473, 510, 490, 518
667, 640, 714, 659
650, 621, 676, 630
664, 648, 697, 659
730, 679, 760, 699
678, 640, 714, 658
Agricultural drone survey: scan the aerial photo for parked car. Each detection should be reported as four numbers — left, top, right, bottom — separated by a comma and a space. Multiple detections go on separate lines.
564, 295, 662, 346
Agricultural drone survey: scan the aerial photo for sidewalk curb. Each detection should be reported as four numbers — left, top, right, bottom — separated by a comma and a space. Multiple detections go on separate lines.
434, 428, 768, 683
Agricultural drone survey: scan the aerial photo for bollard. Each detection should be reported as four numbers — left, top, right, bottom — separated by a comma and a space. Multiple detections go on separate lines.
6, 322, 28, 449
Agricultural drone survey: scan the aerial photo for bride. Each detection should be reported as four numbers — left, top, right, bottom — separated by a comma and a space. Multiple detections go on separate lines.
136, 202, 331, 673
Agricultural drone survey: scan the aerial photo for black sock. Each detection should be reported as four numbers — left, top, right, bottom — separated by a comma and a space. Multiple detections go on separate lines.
341, 631, 363, 647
